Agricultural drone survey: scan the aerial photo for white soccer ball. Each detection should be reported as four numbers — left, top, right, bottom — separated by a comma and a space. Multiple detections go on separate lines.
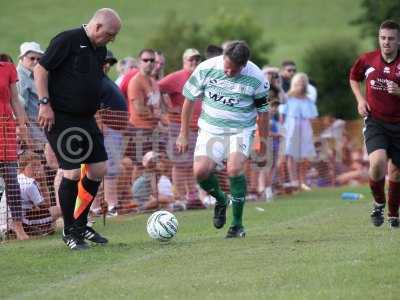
147, 210, 179, 241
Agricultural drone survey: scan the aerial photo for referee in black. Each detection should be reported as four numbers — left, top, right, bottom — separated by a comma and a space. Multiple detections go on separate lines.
34, 8, 122, 250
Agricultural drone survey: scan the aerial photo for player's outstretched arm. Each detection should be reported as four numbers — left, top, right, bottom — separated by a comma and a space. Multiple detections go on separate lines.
34, 64, 55, 131
256, 111, 269, 167
176, 99, 195, 153
350, 79, 370, 117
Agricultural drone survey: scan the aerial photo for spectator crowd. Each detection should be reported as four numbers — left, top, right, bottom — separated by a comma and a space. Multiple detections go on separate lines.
0, 41, 367, 241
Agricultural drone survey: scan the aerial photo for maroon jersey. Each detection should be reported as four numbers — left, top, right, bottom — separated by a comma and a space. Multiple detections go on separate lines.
350, 49, 400, 123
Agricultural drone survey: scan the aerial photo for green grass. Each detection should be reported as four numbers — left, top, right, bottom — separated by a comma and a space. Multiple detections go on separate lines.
1, 0, 372, 71
1, 185, 400, 299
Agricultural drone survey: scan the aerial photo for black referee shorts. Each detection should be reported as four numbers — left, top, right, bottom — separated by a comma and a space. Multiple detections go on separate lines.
45, 115, 108, 170
364, 116, 400, 167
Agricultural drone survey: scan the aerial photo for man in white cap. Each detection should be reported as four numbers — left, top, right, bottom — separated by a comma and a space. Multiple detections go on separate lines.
158, 48, 204, 209
17, 42, 46, 147
17, 42, 60, 222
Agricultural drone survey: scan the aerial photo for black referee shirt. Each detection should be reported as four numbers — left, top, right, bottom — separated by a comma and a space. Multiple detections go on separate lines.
40, 26, 106, 117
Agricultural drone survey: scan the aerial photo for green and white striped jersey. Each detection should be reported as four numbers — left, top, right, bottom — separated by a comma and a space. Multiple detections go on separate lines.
183, 55, 269, 134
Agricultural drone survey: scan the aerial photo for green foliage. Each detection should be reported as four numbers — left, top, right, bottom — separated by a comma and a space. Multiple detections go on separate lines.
146, 10, 273, 73
352, 0, 400, 39
303, 38, 359, 120
203, 9, 274, 68
1, 0, 366, 73
145, 11, 207, 73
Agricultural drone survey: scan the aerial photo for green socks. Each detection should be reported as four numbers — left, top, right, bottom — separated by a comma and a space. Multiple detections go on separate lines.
229, 174, 247, 227
198, 173, 227, 205
198, 173, 247, 227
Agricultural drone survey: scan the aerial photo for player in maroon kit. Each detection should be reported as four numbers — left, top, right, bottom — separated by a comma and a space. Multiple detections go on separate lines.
350, 20, 400, 228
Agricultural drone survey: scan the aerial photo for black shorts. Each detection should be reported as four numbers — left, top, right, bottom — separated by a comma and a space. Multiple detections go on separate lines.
45, 114, 108, 170
364, 116, 400, 167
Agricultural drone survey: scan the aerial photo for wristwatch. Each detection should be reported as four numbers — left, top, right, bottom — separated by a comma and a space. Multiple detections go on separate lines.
39, 97, 50, 105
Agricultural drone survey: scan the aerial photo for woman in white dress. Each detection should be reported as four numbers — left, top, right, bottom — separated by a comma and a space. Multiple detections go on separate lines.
280, 73, 318, 190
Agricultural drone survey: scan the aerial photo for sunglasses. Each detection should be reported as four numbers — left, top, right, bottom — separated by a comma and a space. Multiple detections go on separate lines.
286, 68, 296, 73
141, 58, 155, 63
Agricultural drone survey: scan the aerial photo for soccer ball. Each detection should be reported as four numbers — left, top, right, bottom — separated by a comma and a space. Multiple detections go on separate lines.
147, 210, 179, 241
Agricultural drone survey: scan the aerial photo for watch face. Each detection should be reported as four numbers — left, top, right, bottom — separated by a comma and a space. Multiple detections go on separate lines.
40, 97, 49, 104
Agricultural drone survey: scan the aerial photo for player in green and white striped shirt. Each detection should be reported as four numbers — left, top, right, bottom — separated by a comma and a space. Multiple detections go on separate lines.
177, 41, 270, 238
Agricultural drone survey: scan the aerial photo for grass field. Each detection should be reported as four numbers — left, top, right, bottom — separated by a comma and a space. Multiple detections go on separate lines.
2, 185, 400, 300
1, 0, 372, 70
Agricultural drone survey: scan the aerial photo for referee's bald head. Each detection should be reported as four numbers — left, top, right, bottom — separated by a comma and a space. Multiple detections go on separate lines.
91, 8, 121, 29
87, 8, 122, 47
